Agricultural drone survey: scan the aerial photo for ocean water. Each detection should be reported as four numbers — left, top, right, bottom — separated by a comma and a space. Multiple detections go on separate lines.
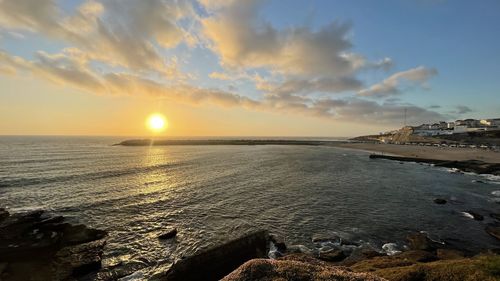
1, 136, 499, 278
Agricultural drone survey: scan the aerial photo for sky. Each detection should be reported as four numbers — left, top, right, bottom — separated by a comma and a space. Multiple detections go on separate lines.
0, 0, 499, 137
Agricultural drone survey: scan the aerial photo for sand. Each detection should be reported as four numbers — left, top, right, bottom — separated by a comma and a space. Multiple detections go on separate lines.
336, 142, 500, 163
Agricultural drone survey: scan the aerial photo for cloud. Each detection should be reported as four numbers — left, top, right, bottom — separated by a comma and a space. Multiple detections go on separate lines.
0, 49, 443, 125
258, 77, 363, 96
200, 1, 393, 79
455, 105, 473, 114
358, 66, 438, 97
0, 0, 192, 75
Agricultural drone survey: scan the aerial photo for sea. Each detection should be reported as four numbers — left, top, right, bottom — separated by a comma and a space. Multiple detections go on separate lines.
1, 136, 499, 279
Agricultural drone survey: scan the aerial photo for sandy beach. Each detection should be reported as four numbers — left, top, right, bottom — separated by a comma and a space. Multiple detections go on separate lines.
336, 142, 500, 163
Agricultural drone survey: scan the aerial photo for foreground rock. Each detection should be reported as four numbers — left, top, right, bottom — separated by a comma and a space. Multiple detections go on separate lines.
433, 198, 447, 205
159, 230, 269, 281
0, 208, 107, 281
222, 258, 386, 281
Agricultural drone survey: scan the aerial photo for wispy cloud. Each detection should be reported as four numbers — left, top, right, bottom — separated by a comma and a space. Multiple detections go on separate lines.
358, 66, 438, 97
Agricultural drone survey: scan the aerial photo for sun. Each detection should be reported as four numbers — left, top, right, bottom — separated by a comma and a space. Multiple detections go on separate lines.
146, 113, 168, 132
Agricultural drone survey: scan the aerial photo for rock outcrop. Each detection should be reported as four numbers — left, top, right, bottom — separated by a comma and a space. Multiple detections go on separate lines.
222, 258, 386, 281
160, 230, 269, 281
0, 209, 107, 281
369, 154, 500, 175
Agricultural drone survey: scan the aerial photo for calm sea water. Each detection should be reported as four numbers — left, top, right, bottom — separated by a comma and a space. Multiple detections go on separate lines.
1, 136, 499, 279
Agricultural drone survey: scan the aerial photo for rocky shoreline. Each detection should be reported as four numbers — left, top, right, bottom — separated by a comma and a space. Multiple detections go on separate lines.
159, 229, 500, 281
0, 208, 107, 281
2, 208, 499, 281
369, 154, 500, 176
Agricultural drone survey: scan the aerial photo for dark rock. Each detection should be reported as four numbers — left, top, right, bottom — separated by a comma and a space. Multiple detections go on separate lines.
318, 249, 346, 262
162, 230, 269, 281
221, 258, 386, 281
287, 244, 313, 254
490, 213, 500, 221
485, 225, 500, 241
362, 250, 385, 259
269, 233, 287, 252
369, 154, 500, 176
0, 209, 107, 281
406, 233, 437, 251
465, 210, 484, 221
158, 228, 177, 240
60, 224, 107, 246
434, 198, 447, 205
34, 215, 64, 226
0, 208, 9, 221
53, 239, 106, 278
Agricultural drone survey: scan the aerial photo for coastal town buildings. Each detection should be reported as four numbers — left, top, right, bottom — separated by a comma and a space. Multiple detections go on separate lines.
411, 118, 500, 136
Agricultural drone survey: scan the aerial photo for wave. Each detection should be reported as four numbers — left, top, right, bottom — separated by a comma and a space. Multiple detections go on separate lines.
382, 243, 402, 255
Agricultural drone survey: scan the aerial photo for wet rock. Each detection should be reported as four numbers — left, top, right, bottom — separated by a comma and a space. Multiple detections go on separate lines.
221, 258, 386, 281
464, 210, 484, 221
0, 208, 9, 221
369, 154, 500, 176
490, 213, 500, 221
162, 230, 269, 281
269, 233, 287, 252
287, 244, 313, 255
53, 239, 106, 278
485, 225, 500, 241
0, 209, 107, 281
434, 198, 447, 205
158, 228, 177, 240
436, 249, 465, 260
318, 249, 346, 262
406, 233, 437, 251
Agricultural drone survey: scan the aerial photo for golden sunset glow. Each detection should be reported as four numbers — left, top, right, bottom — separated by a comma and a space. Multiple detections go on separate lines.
147, 113, 167, 132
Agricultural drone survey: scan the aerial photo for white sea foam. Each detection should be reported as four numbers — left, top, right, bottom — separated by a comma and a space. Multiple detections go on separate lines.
382, 243, 401, 256
492, 190, 500, 197
461, 212, 474, 219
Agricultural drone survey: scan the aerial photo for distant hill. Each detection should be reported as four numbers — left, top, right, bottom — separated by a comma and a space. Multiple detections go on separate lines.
351, 127, 436, 144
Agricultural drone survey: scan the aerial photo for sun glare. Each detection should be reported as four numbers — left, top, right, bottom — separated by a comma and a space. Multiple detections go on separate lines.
147, 114, 167, 132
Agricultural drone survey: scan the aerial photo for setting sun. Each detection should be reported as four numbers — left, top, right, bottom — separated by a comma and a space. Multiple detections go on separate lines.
147, 113, 167, 132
